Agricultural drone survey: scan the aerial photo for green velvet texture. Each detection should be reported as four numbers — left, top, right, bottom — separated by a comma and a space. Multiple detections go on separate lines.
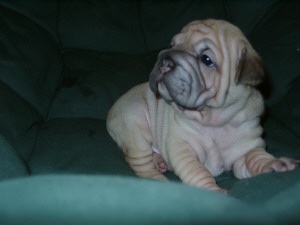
0, 134, 28, 180
29, 119, 133, 176
0, 3, 62, 115
0, 83, 41, 160
0, 175, 276, 225
48, 51, 156, 119
0, 0, 300, 224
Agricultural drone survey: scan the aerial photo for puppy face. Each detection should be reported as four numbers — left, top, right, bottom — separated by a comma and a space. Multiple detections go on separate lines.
149, 19, 264, 109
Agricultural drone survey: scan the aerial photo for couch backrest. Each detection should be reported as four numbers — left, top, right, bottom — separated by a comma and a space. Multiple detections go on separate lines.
0, 0, 299, 162
1, 0, 280, 53
0, 4, 62, 163
57, 0, 281, 54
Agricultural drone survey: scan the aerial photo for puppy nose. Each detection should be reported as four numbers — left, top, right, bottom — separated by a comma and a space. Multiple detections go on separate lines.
160, 58, 175, 75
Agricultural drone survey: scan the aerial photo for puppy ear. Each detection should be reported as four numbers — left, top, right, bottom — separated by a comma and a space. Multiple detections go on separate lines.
235, 47, 264, 86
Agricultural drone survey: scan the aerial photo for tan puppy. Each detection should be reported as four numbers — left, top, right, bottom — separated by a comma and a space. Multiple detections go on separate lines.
107, 19, 299, 192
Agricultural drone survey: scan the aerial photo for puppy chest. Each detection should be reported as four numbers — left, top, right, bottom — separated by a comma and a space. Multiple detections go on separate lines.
187, 127, 240, 176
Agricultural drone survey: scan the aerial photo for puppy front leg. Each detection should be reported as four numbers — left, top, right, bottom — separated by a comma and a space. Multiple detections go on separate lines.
124, 140, 168, 181
169, 148, 227, 193
125, 150, 168, 181
233, 148, 299, 179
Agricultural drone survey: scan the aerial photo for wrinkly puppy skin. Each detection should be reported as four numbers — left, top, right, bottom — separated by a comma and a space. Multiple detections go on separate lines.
107, 19, 299, 193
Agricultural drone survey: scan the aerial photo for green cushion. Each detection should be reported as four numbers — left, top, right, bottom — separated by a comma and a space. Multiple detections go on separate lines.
0, 5, 62, 116
0, 175, 276, 225
0, 134, 28, 180
250, 1, 300, 106
0, 0, 59, 39
48, 50, 156, 120
28, 119, 133, 176
59, 1, 146, 54
0, 83, 41, 160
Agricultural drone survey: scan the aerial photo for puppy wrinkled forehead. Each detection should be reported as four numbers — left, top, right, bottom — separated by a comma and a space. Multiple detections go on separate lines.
171, 21, 212, 46
182, 19, 242, 34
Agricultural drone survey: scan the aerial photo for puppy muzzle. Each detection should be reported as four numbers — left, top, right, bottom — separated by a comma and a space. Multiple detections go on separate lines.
149, 49, 205, 109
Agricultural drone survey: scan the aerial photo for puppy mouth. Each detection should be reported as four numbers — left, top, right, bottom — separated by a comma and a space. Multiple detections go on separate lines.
149, 49, 205, 109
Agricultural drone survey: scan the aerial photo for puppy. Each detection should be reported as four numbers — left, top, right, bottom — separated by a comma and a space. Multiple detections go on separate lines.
107, 19, 299, 192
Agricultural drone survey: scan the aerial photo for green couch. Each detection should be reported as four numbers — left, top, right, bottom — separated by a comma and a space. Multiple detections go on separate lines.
0, 0, 299, 224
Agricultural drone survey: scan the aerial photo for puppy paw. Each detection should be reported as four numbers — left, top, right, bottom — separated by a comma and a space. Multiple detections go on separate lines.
153, 152, 172, 173
262, 157, 299, 173
209, 186, 229, 194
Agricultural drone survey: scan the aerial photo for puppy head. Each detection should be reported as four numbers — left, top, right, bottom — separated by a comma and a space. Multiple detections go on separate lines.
149, 19, 264, 109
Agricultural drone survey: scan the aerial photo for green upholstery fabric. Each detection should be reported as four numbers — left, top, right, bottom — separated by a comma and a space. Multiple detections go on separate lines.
0, 175, 276, 225
0, 0, 300, 224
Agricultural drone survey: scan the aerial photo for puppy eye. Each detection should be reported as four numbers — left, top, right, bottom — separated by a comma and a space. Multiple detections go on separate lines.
200, 54, 215, 67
